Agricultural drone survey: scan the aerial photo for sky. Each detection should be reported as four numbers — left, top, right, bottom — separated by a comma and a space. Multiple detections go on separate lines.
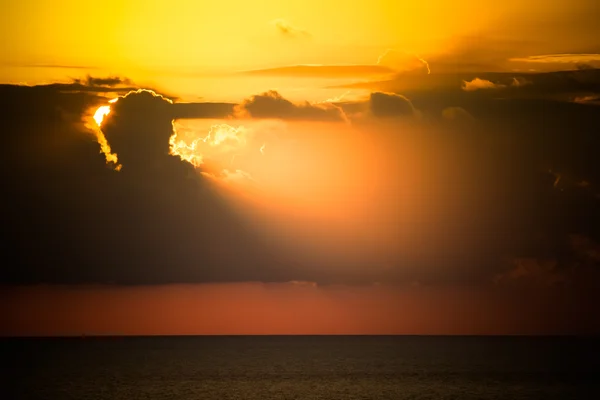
1, 0, 600, 336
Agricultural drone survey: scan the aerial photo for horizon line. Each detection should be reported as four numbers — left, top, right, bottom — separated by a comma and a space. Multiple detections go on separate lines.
2, 333, 598, 339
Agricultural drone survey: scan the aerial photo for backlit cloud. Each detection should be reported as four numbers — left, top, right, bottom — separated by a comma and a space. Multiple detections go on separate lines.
377, 49, 430, 74
368, 92, 417, 117
462, 78, 506, 91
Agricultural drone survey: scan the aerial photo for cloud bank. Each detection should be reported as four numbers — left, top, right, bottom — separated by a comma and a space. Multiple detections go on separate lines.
2, 73, 600, 294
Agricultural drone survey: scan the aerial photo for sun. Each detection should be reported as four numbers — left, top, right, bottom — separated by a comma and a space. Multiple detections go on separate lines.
93, 105, 111, 126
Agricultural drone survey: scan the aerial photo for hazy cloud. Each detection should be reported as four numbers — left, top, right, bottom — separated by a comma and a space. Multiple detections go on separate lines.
509, 54, 600, 65
573, 94, 600, 105
569, 234, 600, 264
511, 77, 532, 87
271, 19, 311, 38
377, 49, 430, 74
442, 107, 475, 122
493, 258, 566, 287
368, 92, 416, 117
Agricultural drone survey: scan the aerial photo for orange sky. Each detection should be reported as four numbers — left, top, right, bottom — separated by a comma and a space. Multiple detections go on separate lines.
2, 282, 591, 336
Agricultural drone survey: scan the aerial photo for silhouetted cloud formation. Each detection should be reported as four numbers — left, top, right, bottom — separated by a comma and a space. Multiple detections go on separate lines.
101, 90, 174, 170
2, 74, 600, 292
1, 86, 288, 285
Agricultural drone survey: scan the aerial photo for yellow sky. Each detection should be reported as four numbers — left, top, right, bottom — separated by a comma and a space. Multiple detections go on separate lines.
1, 0, 517, 70
2, 0, 597, 100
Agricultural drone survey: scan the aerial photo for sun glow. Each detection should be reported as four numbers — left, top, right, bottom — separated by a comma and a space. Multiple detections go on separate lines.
93, 106, 111, 126
169, 126, 204, 167
204, 124, 247, 148
89, 104, 121, 170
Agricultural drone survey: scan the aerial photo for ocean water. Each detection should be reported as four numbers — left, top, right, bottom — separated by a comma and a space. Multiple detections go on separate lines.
3, 336, 599, 399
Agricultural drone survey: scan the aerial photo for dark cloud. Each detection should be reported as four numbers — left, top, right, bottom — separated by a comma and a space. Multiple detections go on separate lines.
83, 75, 132, 87
233, 90, 346, 121
101, 90, 174, 170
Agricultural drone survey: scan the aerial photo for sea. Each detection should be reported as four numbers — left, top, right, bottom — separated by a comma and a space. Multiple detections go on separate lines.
3, 336, 599, 399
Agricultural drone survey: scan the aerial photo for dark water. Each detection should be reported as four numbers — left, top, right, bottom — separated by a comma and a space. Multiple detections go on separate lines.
2, 336, 599, 399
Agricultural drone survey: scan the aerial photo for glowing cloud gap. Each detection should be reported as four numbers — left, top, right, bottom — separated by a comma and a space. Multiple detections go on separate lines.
204, 124, 247, 147
168, 123, 248, 168
168, 123, 204, 167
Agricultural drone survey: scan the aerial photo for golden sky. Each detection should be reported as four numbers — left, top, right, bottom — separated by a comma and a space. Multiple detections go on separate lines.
3, 0, 598, 75
3, 1, 480, 66
2, 0, 598, 103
